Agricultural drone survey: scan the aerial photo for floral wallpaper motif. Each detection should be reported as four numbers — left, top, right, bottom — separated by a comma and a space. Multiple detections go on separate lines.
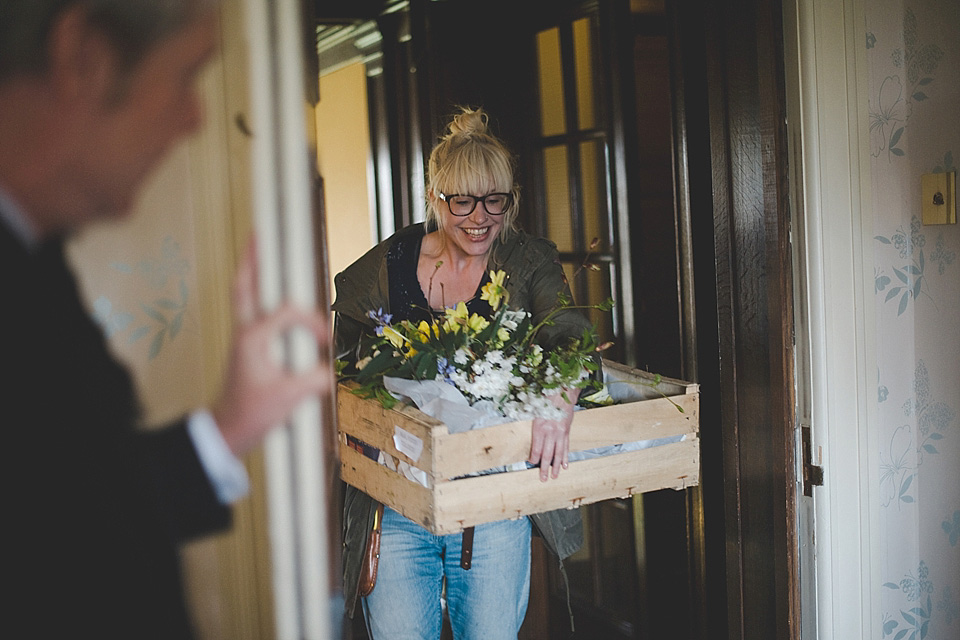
878, 360, 955, 508
867, 1, 960, 639
868, 8, 944, 159
882, 561, 935, 640
874, 216, 948, 315
91, 235, 192, 361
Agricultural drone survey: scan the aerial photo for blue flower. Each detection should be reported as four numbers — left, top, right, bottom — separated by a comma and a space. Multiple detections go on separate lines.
437, 357, 457, 385
368, 308, 393, 336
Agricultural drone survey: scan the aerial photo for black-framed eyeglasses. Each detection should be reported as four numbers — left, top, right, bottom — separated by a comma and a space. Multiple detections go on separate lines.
438, 192, 512, 216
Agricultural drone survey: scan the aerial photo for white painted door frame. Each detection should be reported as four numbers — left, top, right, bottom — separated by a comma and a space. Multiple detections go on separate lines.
783, 0, 881, 637
243, 1, 337, 638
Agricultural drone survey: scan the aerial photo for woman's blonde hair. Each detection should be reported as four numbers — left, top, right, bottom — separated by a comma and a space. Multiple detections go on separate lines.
426, 107, 520, 244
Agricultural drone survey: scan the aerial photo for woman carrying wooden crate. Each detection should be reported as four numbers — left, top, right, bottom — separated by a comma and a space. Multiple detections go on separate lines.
333, 106, 595, 639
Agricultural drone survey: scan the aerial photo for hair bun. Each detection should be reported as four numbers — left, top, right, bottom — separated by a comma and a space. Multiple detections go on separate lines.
445, 106, 489, 140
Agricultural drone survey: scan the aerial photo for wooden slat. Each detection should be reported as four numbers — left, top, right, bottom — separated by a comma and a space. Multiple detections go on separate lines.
342, 435, 700, 535
603, 359, 699, 396
428, 439, 701, 534
339, 444, 437, 526
431, 392, 699, 478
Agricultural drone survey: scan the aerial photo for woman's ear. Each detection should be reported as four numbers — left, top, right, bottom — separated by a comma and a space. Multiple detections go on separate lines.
426, 189, 441, 216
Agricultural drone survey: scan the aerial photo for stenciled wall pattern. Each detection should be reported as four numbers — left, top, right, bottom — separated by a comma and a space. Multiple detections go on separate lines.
91, 235, 193, 362
867, 2, 960, 639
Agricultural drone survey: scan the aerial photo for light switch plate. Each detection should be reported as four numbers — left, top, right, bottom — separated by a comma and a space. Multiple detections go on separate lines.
921, 171, 957, 225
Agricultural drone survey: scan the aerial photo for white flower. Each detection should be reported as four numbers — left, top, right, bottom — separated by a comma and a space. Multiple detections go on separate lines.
486, 350, 505, 365
500, 310, 527, 331
502, 390, 565, 421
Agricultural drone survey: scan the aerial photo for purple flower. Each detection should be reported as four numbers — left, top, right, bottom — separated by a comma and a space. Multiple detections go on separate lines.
367, 307, 393, 327
437, 357, 457, 385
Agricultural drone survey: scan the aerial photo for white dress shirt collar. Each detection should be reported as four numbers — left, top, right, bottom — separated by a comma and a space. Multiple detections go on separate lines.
0, 183, 40, 251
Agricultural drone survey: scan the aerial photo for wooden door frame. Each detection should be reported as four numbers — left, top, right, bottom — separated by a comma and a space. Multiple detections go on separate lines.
313, 0, 803, 637
673, 0, 801, 638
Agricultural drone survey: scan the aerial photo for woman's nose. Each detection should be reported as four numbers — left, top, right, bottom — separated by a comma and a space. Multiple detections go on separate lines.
469, 200, 490, 221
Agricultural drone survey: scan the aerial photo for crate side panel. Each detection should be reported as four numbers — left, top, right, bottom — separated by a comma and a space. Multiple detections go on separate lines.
432, 392, 699, 478
338, 385, 442, 471
602, 359, 699, 396
340, 443, 440, 531
427, 438, 700, 534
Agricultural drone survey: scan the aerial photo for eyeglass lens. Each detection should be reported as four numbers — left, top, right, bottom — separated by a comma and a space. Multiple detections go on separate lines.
445, 193, 510, 216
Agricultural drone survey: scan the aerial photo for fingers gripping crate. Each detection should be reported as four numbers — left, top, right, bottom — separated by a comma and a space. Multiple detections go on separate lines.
337, 360, 700, 535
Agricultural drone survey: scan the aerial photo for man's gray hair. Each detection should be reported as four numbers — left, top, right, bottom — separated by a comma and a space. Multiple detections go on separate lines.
0, 0, 220, 81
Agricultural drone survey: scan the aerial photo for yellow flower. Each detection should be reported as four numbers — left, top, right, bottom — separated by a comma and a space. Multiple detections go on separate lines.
466, 314, 489, 334
416, 321, 433, 343
442, 302, 469, 333
381, 325, 407, 350
480, 270, 509, 311
581, 385, 613, 406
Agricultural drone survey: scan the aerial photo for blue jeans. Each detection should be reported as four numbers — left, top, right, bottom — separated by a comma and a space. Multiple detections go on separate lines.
362, 507, 531, 639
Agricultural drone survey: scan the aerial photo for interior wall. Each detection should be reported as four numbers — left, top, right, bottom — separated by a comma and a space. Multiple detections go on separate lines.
865, 1, 960, 636
316, 62, 375, 288
791, 0, 959, 637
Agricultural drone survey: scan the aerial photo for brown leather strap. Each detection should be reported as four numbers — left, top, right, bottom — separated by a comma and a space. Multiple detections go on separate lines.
460, 526, 475, 570
358, 503, 385, 597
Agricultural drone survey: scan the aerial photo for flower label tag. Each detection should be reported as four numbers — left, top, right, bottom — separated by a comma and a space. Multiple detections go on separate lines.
393, 426, 424, 463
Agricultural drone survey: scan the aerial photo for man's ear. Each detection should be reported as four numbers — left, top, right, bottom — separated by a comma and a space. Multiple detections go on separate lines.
45, 4, 118, 106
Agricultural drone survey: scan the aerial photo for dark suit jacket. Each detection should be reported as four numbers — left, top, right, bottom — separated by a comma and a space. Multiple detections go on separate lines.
1, 219, 231, 639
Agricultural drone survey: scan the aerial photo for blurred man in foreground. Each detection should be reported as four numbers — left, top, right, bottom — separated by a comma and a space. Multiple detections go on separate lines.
0, 1, 330, 637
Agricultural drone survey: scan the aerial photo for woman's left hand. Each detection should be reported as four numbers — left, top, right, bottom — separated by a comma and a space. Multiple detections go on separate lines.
529, 389, 580, 481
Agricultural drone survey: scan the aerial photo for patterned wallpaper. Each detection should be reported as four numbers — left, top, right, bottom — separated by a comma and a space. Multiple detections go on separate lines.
866, 1, 960, 638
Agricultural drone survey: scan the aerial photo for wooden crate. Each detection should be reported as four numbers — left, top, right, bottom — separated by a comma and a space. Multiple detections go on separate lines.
337, 360, 700, 535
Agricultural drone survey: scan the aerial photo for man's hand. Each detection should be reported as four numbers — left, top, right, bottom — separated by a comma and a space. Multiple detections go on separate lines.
529, 388, 580, 481
212, 240, 333, 457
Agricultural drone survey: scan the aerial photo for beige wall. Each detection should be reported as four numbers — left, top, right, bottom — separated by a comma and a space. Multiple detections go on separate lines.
316, 62, 375, 292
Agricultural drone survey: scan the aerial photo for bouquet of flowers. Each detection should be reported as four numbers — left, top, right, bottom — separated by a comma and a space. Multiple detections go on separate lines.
338, 269, 614, 423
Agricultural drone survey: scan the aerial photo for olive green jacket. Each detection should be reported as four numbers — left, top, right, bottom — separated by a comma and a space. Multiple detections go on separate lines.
333, 224, 591, 618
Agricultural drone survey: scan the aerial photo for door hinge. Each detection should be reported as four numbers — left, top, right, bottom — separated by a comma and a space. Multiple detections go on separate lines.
802, 425, 824, 496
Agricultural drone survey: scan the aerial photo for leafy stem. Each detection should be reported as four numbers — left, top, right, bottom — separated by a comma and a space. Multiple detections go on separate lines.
427, 261, 443, 309
521, 297, 615, 351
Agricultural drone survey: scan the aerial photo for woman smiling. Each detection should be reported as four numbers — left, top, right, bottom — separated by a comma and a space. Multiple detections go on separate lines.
333, 106, 595, 639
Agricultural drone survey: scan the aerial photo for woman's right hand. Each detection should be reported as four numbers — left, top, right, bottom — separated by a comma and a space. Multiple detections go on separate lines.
529, 388, 579, 481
